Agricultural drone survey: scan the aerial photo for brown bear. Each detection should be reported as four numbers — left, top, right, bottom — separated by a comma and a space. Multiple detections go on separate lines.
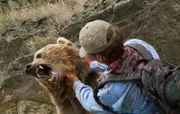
25, 37, 98, 114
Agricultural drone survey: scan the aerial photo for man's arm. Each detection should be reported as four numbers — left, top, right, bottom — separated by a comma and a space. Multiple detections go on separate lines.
65, 73, 107, 113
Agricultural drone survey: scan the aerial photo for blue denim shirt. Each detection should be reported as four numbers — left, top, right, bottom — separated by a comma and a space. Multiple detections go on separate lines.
73, 39, 160, 114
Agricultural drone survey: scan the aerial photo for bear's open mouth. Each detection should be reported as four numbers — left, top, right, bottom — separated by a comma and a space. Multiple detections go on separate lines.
35, 64, 59, 83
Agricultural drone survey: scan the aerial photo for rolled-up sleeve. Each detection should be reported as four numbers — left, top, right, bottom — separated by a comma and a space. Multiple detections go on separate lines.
73, 80, 109, 114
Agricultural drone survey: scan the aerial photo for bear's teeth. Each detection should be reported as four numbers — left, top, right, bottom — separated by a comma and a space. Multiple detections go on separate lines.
35, 68, 39, 74
51, 71, 55, 75
48, 77, 53, 82
37, 74, 41, 78
39, 65, 44, 69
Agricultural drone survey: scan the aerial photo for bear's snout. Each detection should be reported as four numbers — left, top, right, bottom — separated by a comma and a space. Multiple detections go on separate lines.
25, 63, 36, 76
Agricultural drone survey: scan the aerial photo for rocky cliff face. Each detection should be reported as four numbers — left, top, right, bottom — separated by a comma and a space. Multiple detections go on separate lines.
61, 0, 180, 65
0, 0, 180, 113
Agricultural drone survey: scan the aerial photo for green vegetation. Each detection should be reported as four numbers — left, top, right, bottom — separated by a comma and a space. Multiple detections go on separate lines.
26, 36, 57, 53
0, 0, 84, 32
0, 13, 7, 31
0, 72, 8, 89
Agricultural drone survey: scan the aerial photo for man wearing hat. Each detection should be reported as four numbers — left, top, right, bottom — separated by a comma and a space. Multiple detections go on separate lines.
65, 20, 159, 114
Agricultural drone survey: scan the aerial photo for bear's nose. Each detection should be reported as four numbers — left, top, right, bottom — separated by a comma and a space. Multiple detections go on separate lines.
25, 63, 32, 74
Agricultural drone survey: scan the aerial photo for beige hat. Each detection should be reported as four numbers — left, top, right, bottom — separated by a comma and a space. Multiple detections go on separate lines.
79, 20, 115, 58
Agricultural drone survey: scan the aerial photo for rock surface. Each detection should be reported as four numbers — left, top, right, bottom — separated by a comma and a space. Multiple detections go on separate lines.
61, 0, 180, 65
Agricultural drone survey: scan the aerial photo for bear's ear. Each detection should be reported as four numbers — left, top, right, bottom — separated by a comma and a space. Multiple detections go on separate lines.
57, 37, 74, 46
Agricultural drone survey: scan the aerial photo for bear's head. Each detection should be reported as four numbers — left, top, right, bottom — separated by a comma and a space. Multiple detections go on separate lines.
25, 37, 97, 114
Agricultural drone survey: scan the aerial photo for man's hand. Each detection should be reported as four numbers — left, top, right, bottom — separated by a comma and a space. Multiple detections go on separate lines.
65, 73, 79, 87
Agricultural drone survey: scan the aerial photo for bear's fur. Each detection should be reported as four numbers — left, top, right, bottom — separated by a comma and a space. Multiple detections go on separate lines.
25, 37, 98, 114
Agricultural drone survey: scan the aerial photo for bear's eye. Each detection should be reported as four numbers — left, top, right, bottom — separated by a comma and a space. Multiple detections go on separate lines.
67, 43, 72, 46
36, 53, 42, 58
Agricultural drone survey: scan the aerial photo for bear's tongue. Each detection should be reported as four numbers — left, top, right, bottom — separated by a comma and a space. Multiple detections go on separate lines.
35, 64, 59, 83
